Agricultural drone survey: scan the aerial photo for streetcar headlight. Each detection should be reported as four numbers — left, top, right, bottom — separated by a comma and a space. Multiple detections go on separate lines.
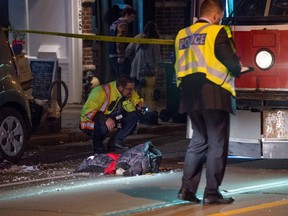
255, 49, 274, 70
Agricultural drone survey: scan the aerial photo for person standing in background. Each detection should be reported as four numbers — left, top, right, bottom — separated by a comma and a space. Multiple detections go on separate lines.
109, 6, 136, 80
174, 0, 242, 205
125, 20, 162, 84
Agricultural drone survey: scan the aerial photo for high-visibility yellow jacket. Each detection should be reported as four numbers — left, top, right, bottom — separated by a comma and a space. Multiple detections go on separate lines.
80, 81, 143, 130
174, 22, 236, 96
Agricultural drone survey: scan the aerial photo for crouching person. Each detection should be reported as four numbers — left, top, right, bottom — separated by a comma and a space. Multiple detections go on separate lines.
80, 75, 144, 153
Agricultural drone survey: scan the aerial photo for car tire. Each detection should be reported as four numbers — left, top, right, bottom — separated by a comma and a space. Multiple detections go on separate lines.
0, 107, 28, 163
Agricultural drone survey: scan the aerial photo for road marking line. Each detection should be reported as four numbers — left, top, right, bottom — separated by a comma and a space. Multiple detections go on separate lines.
208, 199, 288, 216
222, 180, 288, 196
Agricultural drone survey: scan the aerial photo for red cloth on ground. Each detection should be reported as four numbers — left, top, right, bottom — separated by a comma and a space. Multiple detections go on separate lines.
104, 153, 120, 174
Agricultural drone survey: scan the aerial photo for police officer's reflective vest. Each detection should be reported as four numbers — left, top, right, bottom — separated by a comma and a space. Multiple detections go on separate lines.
174, 22, 236, 96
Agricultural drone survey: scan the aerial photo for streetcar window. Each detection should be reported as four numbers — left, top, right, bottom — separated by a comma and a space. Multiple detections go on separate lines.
222, 0, 288, 25
233, 0, 266, 17
270, 0, 288, 16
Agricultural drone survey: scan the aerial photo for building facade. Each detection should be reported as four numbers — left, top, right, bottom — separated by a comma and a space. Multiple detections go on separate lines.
6, 0, 192, 104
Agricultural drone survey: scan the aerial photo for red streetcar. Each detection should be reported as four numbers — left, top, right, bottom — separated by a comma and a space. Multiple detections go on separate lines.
188, 0, 288, 158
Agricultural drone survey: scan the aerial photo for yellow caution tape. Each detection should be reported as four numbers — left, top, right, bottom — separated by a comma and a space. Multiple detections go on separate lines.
3, 28, 175, 45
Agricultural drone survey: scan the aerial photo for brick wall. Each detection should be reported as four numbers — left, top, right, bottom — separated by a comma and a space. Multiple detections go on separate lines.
82, 1, 94, 69
81, 0, 96, 102
153, 0, 189, 99
155, 0, 188, 62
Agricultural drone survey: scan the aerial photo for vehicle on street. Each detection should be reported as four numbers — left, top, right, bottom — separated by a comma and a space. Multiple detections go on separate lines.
0, 28, 31, 163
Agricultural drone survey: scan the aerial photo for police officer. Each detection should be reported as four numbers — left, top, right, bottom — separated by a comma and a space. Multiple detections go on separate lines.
174, 0, 242, 205
80, 75, 144, 153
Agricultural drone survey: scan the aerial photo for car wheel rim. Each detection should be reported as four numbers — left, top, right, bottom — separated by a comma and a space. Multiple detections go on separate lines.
0, 116, 24, 156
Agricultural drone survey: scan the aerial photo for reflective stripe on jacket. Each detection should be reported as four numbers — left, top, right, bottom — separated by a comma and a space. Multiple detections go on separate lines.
174, 22, 236, 96
80, 81, 143, 131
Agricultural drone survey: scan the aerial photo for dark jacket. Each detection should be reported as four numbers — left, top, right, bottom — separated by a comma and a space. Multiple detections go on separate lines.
116, 141, 162, 176
75, 142, 162, 176
75, 153, 120, 174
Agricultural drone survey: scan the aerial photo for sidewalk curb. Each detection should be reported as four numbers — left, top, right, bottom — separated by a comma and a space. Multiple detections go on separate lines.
28, 123, 186, 146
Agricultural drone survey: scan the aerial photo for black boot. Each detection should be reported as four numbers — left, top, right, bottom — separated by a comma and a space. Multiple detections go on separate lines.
177, 188, 201, 203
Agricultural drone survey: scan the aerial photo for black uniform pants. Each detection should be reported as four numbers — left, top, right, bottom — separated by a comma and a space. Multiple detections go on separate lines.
181, 109, 230, 199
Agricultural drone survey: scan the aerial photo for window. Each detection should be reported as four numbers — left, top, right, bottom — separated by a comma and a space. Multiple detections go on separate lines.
270, 0, 288, 16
